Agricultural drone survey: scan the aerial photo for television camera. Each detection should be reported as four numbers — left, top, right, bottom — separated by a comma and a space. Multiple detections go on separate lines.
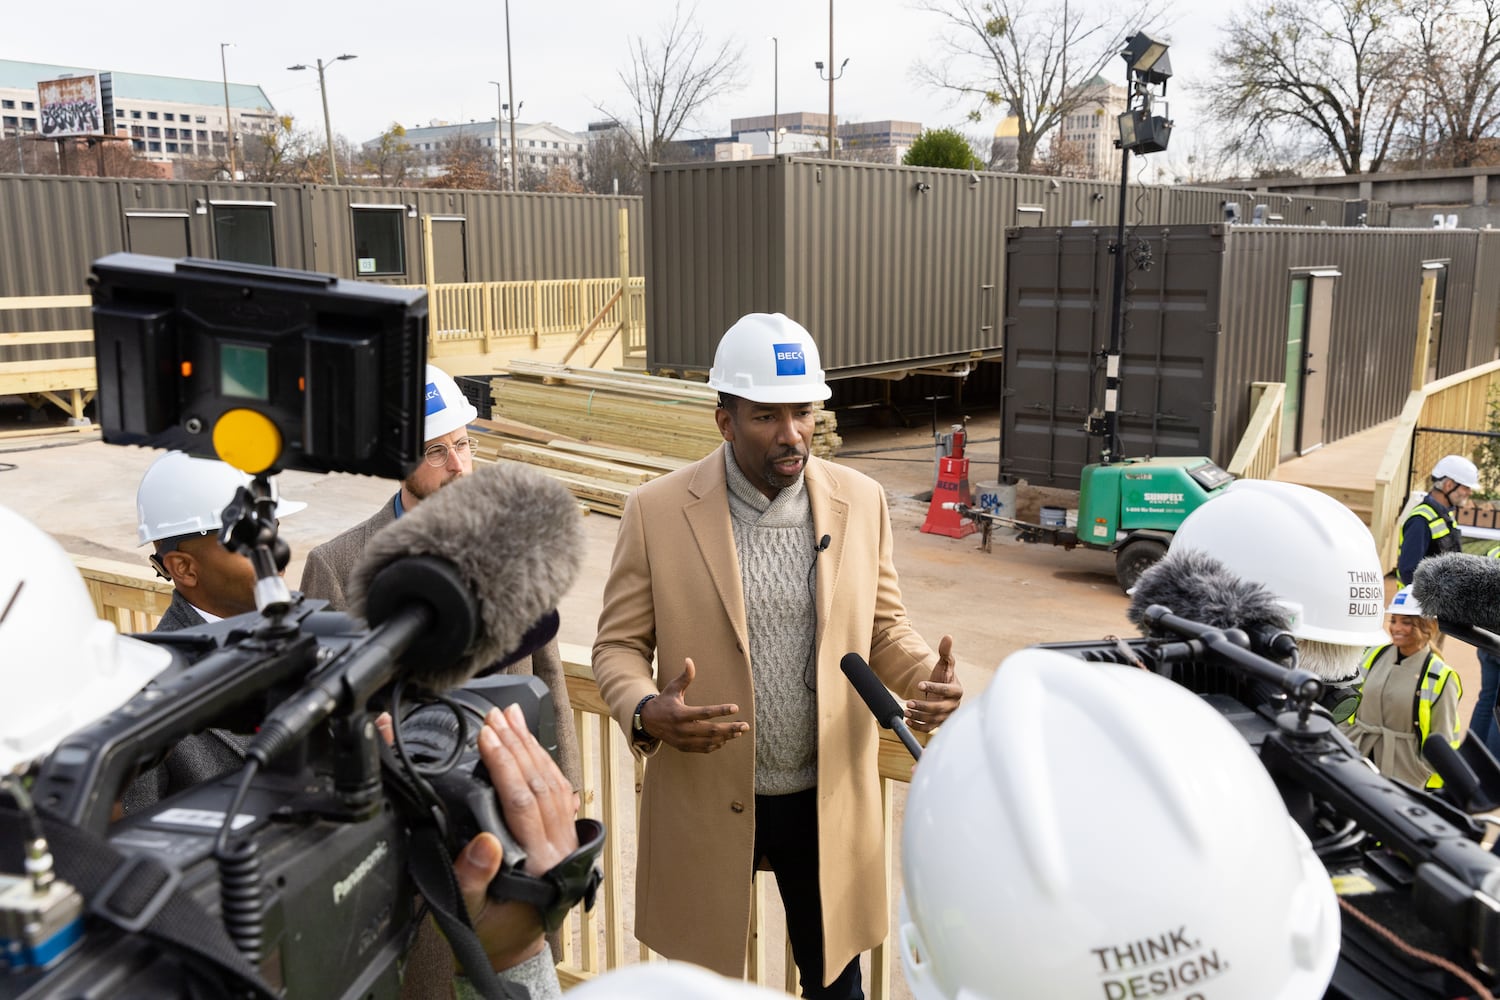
0, 255, 599, 1000
1038, 606, 1500, 999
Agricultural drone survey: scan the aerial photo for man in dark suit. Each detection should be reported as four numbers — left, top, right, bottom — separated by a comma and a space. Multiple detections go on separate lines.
124, 449, 305, 813
136, 450, 306, 633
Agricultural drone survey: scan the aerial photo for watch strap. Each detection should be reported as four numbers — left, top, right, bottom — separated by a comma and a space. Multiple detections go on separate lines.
487, 818, 605, 932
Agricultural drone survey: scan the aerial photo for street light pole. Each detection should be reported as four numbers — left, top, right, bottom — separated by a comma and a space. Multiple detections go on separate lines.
814, 5, 848, 160
771, 36, 779, 158
289, 54, 357, 185
220, 42, 235, 179
504, 0, 519, 191
488, 80, 505, 184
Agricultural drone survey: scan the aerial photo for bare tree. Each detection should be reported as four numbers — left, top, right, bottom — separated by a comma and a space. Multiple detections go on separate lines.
535, 164, 585, 193
1405, 0, 1500, 168
426, 133, 500, 190
584, 126, 645, 194
595, 2, 745, 177
1202, 0, 1408, 175
914, 0, 1165, 174
360, 123, 416, 186
241, 115, 323, 183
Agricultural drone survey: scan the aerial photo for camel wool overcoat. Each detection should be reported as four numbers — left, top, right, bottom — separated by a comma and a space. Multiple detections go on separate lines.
592, 446, 938, 985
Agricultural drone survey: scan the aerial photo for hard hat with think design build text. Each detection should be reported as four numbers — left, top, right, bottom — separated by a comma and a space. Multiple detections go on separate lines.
899, 649, 1339, 1000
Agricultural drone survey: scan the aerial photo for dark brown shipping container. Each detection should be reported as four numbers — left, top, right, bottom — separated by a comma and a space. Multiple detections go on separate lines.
1002, 224, 1500, 489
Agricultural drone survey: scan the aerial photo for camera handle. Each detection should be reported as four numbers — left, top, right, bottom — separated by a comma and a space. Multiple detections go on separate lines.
219, 476, 293, 620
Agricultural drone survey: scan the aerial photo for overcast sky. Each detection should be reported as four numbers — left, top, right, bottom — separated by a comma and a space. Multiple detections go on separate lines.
8, 0, 1227, 175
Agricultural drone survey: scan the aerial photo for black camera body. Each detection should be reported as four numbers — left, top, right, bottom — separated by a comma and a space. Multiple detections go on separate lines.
1038, 629, 1500, 999
0, 607, 559, 1000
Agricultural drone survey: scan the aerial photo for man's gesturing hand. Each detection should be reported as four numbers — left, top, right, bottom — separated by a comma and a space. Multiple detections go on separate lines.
906, 634, 962, 733
638, 657, 749, 753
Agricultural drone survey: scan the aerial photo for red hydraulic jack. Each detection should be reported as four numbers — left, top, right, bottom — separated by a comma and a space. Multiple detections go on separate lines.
921, 423, 976, 538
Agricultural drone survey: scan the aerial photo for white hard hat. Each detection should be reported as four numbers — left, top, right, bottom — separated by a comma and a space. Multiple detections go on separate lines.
707, 313, 832, 404
1168, 479, 1389, 647
1433, 454, 1480, 489
423, 364, 479, 442
136, 451, 306, 546
1386, 586, 1425, 617
899, 649, 1339, 1000
1, 504, 172, 774
567, 962, 786, 998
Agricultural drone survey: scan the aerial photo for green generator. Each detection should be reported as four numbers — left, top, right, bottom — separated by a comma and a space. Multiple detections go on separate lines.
1076, 456, 1235, 589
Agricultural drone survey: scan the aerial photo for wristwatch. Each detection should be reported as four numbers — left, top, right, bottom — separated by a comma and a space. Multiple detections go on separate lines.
631, 694, 657, 743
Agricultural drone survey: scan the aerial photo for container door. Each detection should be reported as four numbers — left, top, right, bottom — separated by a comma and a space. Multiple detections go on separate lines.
1280, 273, 1333, 457
431, 217, 468, 283
1299, 273, 1335, 454
1280, 277, 1308, 459
1422, 262, 1448, 383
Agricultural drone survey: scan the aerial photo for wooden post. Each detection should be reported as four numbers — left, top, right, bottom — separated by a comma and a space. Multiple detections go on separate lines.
421, 214, 436, 351
1412, 271, 1438, 392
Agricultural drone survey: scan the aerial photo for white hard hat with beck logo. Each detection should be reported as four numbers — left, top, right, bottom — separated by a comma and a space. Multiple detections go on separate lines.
423, 364, 479, 442
707, 313, 832, 404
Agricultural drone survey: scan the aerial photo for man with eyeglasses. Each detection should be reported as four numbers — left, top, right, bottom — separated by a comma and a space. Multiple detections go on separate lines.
300, 364, 582, 994
300, 365, 479, 610
300, 364, 580, 786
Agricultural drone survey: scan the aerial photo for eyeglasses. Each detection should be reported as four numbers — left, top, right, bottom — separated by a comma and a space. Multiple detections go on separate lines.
423, 437, 476, 467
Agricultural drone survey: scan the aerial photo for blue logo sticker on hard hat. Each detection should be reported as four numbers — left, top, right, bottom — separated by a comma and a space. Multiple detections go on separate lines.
773, 343, 806, 377
424, 382, 446, 416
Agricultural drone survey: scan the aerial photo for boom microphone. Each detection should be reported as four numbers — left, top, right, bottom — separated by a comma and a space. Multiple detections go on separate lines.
350, 461, 584, 692
840, 652, 923, 760
1412, 553, 1500, 635
1127, 549, 1298, 662
247, 463, 582, 766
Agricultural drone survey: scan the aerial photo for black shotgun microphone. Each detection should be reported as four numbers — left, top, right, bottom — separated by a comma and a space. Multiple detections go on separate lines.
1413, 553, 1500, 634
1127, 549, 1299, 662
840, 652, 923, 761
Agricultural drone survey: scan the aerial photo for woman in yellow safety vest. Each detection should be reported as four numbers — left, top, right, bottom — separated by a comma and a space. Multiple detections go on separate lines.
1341, 587, 1462, 788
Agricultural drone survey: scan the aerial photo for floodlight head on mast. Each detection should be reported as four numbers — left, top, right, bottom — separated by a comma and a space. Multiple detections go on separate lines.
1122, 32, 1172, 87
1116, 107, 1172, 154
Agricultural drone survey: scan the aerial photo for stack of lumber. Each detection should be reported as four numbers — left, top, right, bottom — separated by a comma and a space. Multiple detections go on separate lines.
468, 417, 689, 517
493, 361, 841, 461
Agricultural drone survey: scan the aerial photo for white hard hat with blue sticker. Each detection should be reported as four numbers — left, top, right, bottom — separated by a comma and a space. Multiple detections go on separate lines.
1386, 586, 1425, 617
707, 313, 832, 404
423, 364, 479, 441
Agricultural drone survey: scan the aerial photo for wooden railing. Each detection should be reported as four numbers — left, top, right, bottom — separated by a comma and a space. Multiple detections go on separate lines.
0, 294, 96, 421
73, 559, 916, 996
403, 277, 646, 364
1371, 361, 1500, 571
1225, 381, 1285, 480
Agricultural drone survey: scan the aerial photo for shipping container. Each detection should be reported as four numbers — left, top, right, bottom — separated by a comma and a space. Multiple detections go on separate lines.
1001, 224, 1500, 489
0, 173, 642, 344
644, 157, 1351, 379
